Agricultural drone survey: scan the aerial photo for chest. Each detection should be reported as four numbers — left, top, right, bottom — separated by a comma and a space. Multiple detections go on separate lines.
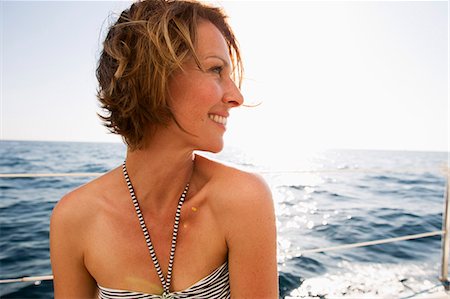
84, 200, 227, 293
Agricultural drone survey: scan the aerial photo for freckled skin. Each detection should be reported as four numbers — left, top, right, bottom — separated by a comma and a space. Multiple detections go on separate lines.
50, 21, 278, 299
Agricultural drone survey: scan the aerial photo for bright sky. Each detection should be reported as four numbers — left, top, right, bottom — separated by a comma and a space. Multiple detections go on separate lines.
2, 0, 448, 154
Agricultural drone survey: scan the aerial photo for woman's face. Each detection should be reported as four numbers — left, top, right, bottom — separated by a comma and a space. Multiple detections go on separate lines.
167, 20, 243, 153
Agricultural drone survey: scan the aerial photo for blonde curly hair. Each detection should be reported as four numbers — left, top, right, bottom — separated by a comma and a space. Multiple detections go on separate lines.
96, 0, 242, 150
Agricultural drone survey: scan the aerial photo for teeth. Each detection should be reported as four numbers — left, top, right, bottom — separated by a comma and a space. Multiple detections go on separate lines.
209, 114, 227, 126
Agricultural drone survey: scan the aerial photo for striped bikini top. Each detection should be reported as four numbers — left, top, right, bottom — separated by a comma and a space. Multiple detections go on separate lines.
98, 262, 230, 299
97, 163, 230, 299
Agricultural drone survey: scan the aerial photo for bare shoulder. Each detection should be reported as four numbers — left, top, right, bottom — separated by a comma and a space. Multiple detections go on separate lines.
50, 167, 121, 230
196, 154, 271, 196
195, 154, 278, 297
52, 184, 94, 222
195, 154, 274, 223
50, 167, 122, 298
50, 167, 122, 275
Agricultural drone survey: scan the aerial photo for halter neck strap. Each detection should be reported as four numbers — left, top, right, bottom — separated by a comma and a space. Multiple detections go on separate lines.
122, 161, 190, 295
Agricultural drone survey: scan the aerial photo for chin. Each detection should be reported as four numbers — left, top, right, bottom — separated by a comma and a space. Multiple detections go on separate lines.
197, 140, 224, 154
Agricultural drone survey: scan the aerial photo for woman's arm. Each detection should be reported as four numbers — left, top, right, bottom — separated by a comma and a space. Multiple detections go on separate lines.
223, 173, 278, 299
50, 193, 98, 298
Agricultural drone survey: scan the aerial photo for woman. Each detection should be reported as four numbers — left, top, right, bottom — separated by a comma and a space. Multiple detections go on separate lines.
50, 0, 278, 298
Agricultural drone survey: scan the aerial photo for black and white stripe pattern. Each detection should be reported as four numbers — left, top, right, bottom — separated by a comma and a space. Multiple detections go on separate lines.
122, 162, 189, 296
98, 262, 230, 299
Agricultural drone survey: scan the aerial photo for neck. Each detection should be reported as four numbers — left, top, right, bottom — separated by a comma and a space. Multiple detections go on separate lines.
124, 138, 195, 212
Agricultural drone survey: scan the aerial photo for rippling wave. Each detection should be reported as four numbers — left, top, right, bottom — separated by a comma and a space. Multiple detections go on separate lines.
0, 141, 448, 298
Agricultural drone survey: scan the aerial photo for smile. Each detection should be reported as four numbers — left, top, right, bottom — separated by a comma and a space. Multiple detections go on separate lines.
208, 114, 227, 126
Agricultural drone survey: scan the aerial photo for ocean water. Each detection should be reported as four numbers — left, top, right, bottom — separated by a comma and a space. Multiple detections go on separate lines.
0, 140, 448, 298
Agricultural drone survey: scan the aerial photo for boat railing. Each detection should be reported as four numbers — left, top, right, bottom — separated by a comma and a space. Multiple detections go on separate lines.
0, 168, 448, 291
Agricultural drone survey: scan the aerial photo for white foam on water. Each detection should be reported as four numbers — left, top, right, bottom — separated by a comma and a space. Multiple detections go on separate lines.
286, 261, 448, 299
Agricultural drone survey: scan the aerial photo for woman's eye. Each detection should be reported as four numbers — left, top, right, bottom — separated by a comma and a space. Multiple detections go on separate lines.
211, 66, 223, 75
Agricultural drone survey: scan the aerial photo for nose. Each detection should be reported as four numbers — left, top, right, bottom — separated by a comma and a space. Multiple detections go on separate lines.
223, 78, 244, 108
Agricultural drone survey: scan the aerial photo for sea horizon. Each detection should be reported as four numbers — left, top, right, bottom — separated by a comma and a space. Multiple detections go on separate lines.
2, 138, 448, 155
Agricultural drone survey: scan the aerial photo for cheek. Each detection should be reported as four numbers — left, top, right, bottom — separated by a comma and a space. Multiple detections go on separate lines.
177, 101, 206, 127
169, 76, 222, 124
194, 110, 208, 126
186, 87, 219, 117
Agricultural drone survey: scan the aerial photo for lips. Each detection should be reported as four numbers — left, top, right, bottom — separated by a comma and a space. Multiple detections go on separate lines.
208, 114, 227, 126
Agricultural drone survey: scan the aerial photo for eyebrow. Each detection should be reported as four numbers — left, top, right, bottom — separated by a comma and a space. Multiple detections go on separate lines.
204, 55, 230, 67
